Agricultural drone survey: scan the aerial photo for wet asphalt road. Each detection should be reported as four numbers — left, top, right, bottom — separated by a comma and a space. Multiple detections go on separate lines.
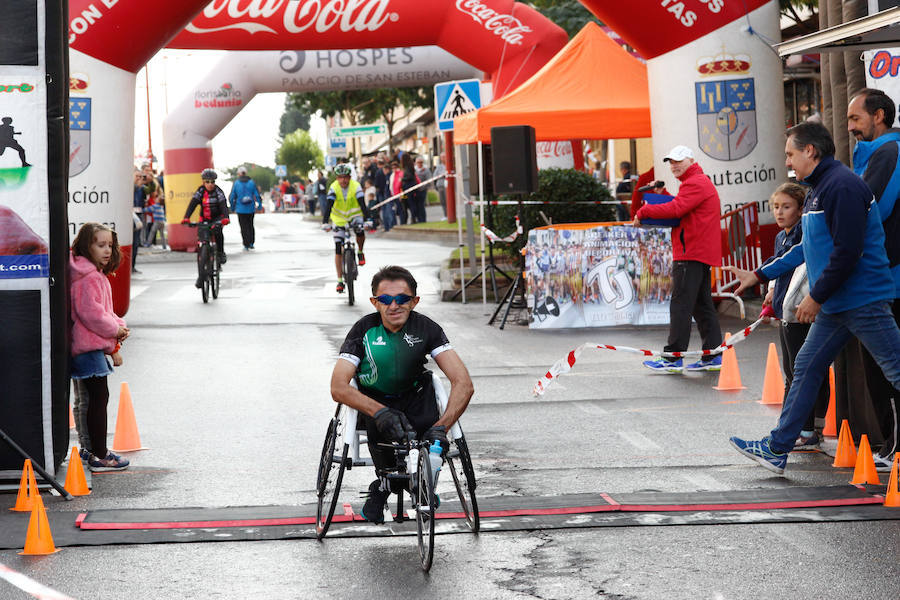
0, 212, 897, 599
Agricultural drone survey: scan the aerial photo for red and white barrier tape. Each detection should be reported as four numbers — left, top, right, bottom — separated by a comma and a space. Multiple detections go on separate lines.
481, 216, 522, 243
0, 563, 74, 600
533, 318, 765, 395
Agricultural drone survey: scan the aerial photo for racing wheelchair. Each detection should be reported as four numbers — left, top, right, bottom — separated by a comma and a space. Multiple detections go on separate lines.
315, 371, 478, 571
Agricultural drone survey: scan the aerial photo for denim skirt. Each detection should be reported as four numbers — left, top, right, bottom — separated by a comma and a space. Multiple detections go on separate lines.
71, 350, 113, 379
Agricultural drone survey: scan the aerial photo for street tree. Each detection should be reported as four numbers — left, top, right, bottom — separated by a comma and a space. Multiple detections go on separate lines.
278, 95, 310, 141
288, 86, 431, 154
224, 163, 277, 192
276, 129, 324, 179
530, 0, 599, 38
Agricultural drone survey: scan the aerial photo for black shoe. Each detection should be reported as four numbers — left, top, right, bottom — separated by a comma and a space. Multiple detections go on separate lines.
361, 479, 390, 524
195, 277, 202, 288
218, 253, 227, 265
131, 268, 141, 274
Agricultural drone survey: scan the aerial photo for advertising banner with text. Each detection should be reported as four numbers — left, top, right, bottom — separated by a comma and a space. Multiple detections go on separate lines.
525, 224, 672, 329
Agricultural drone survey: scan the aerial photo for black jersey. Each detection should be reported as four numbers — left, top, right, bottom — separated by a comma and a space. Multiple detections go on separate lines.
338, 311, 452, 396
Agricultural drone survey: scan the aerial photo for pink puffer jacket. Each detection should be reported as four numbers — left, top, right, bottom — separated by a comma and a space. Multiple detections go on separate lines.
69, 254, 125, 356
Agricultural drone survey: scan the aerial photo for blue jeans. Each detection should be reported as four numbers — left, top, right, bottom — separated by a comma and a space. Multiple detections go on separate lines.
769, 300, 900, 452
379, 193, 395, 231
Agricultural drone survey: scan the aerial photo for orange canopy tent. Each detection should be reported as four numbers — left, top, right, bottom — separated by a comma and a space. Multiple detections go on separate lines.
453, 22, 651, 144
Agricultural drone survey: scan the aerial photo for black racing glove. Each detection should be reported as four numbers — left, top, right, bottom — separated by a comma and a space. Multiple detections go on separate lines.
425, 425, 449, 456
373, 407, 413, 442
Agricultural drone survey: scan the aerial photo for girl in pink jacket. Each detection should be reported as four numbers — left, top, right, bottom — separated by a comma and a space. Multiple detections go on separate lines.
70, 223, 131, 472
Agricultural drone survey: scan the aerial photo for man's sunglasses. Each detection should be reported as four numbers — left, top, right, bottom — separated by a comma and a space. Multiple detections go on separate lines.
373, 294, 414, 306
203, 179, 215, 184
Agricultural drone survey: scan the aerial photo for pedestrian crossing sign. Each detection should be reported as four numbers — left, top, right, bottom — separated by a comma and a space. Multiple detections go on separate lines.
434, 79, 483, 132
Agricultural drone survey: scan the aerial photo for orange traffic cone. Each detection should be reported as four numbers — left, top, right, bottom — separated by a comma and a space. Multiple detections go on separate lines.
822, 366, 837, 437
69, 404, 75, 430
849, 434, 880, 485
18, 495, 58, 555
832, 419, 858, 468
112, 382, 146, 452
758, 343, 784, 405
63, 447, 90, 496
10, 460, 39, 512
884, 455, 899, 507
714, 333, 746, 391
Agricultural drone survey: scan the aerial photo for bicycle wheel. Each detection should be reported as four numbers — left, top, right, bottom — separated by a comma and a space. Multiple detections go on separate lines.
198, 245, 210, 303
447, 435, 479, 533
415, 448, 436, 571
211, 251, 220, 299
343, 247, 356, 306
315, 409, 348, 540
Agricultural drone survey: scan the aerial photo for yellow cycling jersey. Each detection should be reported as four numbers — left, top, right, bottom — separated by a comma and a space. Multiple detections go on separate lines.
329, 180, 363, 227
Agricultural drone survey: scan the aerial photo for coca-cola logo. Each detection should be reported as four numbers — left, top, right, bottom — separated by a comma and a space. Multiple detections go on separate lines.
185, 0, 398, 35
455, 0, 531, 46
536, 142, 573, 158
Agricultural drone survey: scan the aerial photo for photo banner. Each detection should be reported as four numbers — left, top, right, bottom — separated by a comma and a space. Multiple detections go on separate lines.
525, 224, 672, 328
0, 77, 49, 276
0, 0, 67, 476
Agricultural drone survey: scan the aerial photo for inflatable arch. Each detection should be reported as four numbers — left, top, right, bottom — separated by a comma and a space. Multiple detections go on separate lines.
67, 0, 566, 313
163, 47, 480, 251
580, 0, 785, 229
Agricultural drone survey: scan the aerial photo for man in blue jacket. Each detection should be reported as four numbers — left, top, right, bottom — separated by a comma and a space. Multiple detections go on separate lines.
848, 88, 900, 470
725, 121, 900, 475
229, 166, 263, 251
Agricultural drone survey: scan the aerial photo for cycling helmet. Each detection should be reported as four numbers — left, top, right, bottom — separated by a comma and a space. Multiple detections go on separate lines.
201, 168, 217, 181
334, 164, 351, 176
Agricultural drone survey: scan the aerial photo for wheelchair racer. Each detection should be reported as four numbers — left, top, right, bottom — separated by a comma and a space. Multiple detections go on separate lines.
327, 163, 372, 294
181, 168, 230, 288
330, 265, 474, 523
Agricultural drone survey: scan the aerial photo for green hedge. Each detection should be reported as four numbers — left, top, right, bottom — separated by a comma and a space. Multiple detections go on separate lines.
491, 168, 615, 258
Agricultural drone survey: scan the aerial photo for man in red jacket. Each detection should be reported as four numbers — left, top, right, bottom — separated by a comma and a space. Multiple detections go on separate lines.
633, 145, 723, 373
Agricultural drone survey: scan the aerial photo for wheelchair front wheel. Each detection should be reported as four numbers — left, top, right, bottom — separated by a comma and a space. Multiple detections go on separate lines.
415, 448, 436, 572
315, 415, 348, 540
447, 435, 479, 533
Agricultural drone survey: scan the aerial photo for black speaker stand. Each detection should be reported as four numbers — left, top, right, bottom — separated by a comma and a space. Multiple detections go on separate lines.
488, 197, 527, 329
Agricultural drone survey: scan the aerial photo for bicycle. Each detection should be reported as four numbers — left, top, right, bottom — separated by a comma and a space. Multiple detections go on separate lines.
188, 221, 221, 303
315, 372, 478, 571
334, 224, 361, 305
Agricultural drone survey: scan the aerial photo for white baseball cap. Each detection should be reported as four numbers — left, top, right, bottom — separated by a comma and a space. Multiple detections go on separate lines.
663, 145, 694, 162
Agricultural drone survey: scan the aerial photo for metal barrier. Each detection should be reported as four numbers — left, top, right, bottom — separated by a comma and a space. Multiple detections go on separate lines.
712, 201, 762, 319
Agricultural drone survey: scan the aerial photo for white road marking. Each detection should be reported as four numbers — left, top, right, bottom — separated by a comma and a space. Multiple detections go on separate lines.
244, 284, 289, 300
617, 430, 662, 451
575, 402, 608, 416
680, 472, 728, 491
129, 285, 148, 299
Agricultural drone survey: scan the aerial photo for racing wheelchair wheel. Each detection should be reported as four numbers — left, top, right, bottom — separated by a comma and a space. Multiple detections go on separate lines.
315, 406, 348, 540
446, 434, 479, 533
415, 446, 437, 572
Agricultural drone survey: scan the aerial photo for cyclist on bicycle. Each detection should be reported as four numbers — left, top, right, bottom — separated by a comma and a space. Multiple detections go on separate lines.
330, 265, 474, 524
327, 163, 371, 293
181, 168, 230, 288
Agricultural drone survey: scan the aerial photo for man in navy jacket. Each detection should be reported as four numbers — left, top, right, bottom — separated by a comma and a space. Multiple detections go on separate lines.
848, 88, 900, 469
725, 122, 900, 475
